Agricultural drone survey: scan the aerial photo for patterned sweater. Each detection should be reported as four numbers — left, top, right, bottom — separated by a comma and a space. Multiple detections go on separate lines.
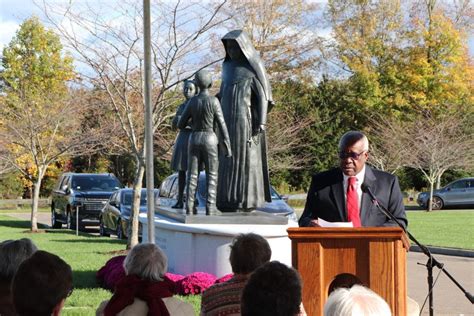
200, 274, 248, 316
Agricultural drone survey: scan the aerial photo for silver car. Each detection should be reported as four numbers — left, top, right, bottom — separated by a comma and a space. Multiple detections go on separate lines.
417, 177, 474, 210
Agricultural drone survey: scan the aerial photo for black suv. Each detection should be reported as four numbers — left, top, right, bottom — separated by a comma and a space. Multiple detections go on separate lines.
51, 173, 122, 229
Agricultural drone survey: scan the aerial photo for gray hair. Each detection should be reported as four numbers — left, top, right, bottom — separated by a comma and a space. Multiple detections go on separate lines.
0, 238, 38, 283
123, 243, 167, 281
324, 285, 391, 316
338, 131, 369, 152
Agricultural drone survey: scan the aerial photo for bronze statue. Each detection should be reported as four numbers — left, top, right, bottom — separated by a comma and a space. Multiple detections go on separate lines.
170, 79, 198, 209
178, 70, 231, 215
216, 30, 273, 212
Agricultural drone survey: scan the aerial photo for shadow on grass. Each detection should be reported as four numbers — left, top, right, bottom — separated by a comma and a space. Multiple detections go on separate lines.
0, 219, 49, 230
50, 238, 126, 245
73, 270, 105, 289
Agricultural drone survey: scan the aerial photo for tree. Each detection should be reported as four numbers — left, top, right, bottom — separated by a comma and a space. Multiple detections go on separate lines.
41, 0, 229, 247
370, 112, 474, 211
0, 17, 103, 231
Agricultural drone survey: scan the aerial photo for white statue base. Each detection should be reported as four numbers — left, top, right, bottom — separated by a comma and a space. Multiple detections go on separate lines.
139, 213, 297, 277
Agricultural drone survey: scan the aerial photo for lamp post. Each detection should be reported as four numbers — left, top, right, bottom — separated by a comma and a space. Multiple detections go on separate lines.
144, 0, 155, 243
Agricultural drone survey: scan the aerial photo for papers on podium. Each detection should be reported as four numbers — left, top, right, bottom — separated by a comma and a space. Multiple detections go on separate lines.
317, 218, 354, 228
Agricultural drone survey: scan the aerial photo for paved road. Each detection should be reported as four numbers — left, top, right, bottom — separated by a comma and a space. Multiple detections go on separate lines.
5, 212, 474, 315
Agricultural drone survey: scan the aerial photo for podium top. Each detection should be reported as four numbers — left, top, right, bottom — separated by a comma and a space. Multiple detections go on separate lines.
287, 227, 410, 250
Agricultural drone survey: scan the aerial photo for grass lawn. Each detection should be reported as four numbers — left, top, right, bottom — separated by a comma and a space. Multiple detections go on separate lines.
0, 214, 201, 315
406, 210, 474, 250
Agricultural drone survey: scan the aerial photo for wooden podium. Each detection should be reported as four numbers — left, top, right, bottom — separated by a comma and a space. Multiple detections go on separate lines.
287, 227, 410, 316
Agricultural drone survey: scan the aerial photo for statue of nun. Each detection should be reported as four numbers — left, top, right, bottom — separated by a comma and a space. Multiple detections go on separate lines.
216, 30, 273, 212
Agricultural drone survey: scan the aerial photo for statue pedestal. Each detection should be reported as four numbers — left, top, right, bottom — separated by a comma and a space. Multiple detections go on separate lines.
139, 212, 296, 277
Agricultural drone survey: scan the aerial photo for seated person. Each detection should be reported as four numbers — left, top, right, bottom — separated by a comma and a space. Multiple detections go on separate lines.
240, 261, 305, 316
201, 233, 271, 315
12, 250, 73, 316
0, 238, 37, 316
96, 243, 194, 316
324, 284, 391, 316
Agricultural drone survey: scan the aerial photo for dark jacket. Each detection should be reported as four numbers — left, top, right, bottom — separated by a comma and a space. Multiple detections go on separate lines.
298, 166, 407, 228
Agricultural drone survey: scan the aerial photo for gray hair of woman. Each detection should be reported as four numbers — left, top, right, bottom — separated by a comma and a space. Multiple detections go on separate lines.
324, 285, 391, 316
0, 238, 38, 283
123, 243, 168, 281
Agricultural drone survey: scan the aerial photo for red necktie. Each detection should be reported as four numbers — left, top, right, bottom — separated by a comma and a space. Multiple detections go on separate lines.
347, 177, 361, 227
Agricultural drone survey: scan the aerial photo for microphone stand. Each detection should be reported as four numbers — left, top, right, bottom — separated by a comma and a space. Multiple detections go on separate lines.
363, 187, 474, 316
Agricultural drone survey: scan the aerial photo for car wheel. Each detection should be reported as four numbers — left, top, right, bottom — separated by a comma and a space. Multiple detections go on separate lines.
430, 197, 444, 210
51, 206, 62, 229
66, 210, 77, 230
99, 218, 110, 237
116, 220, 125, 240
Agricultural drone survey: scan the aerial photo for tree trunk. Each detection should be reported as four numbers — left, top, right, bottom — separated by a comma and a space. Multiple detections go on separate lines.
127, 160, 145, 249
428, 180, 434, 212
30, 173, 44, 231
436, 173, 442, 189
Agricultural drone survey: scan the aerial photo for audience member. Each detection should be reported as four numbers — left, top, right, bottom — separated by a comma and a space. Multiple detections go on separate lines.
96, 243, 194, 316
200, 233, 271, 316
241, 261, 304, 316
324, 285, 391, 316
12, 250, 73, 316
0, 238, 37, 316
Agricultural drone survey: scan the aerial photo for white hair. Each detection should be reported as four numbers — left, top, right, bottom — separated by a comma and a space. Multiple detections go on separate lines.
0, 238, 37, 282
338, 131, 369, 152
123, 243, 167, 281
324, 285, 391, 316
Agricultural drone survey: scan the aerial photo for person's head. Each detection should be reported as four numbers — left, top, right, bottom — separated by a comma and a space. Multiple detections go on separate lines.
324, 285, 391, 316
183, 79, 197, 100
241, 261, 302, 316
123, 243, 167, 281
195, 70, 212, 90
338, 131, 369, 176
0, 238, 37, 284
229, 233, 271, 274
12, 250, 72, 316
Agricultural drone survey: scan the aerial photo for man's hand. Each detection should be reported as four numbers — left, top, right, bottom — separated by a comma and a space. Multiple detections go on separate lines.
308, 219, 320, 227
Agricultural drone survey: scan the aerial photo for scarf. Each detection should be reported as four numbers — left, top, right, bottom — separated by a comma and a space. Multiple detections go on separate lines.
104, 275, 174, 316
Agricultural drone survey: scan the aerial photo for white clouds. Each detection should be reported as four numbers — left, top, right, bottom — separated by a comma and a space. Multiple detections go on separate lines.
0, 20, 20, 51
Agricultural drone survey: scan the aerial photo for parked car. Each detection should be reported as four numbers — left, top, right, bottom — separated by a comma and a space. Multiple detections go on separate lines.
51, 173, 122, 229
417, 177, 474, 210
99, 188, 159, 239
157, 172, 298, 222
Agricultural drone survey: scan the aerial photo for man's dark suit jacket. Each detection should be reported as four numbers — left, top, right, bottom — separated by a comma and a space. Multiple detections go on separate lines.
298, 166, 408, 228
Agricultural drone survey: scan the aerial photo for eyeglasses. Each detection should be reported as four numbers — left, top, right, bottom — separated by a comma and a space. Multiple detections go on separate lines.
338, 151, 367, 160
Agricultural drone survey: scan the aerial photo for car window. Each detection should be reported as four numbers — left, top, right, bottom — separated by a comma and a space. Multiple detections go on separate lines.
160, 176, 175, 198
270, 186, 281, 200
71, 176, 121, 191
61, 176, 70, 190
450, 180, 467, 189
122, 192, 133, 205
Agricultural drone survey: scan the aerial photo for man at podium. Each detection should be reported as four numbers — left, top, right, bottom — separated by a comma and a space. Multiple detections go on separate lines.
298, 131, 407, 228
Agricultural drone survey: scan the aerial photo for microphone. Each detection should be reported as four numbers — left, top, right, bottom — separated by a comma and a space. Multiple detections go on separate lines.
361, 183, 406, 232
361, 183, 378, 205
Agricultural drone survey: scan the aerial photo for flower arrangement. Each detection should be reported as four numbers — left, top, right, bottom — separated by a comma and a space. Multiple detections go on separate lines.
177, 272, 217, 295
96, 255, 234, 295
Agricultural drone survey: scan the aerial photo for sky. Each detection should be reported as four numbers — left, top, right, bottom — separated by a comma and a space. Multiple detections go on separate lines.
1, 0, 473, 61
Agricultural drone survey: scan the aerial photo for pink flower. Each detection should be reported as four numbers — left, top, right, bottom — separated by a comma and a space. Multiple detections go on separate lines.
177, 272, 217, 295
